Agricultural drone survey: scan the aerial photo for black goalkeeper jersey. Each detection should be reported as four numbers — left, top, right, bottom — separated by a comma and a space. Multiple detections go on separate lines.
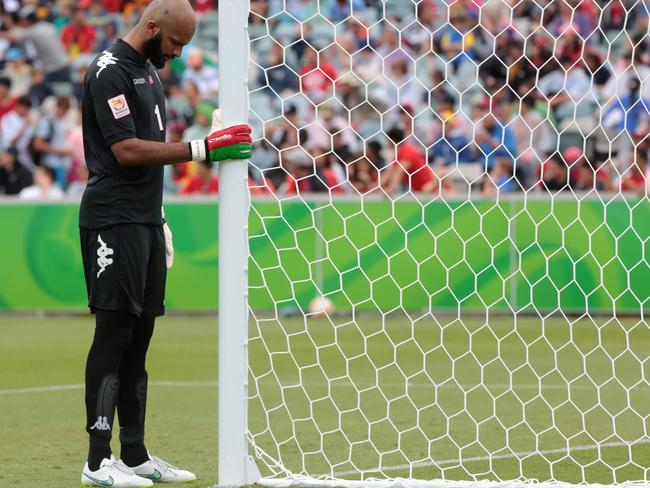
80, 39, 167, 229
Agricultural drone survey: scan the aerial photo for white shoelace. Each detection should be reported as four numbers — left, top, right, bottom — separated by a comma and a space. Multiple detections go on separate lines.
104, 459, 137, 477
150, 455, 178, 474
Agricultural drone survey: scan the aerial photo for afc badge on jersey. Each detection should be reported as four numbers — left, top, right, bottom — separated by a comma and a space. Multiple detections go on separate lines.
107, 94, 131, 119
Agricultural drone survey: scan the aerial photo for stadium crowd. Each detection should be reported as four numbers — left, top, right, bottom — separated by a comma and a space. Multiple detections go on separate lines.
0, 0, 648, 199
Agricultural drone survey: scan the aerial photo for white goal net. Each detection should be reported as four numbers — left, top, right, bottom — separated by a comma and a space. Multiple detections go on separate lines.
241, 0, 650, 486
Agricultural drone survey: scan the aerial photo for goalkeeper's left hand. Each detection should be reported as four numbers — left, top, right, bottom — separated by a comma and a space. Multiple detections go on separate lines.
189, 124, 252, 162
161, 207, 174, 269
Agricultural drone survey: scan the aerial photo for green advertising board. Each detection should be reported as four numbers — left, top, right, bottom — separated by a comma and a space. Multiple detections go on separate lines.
0, 196, 648, 314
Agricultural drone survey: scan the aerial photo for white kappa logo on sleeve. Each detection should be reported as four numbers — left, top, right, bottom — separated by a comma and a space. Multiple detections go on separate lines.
107, 94, 131, 119
96, 51, 118, 78
97, 234, 114, 278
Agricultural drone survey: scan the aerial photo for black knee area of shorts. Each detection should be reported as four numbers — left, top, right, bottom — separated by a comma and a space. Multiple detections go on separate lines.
94, 309, 137, 351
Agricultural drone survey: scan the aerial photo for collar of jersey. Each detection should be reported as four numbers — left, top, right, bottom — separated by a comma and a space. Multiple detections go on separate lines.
115, 38, 148, 67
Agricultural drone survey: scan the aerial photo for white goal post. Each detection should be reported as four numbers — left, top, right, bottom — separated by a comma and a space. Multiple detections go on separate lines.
216, 0, 649, 487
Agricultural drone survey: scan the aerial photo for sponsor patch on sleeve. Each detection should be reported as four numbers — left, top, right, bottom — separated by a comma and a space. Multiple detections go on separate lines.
107, 94, 131, 119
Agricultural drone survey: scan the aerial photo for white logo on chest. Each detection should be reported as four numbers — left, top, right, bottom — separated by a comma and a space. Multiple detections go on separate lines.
96, 235, 114, 278
96, 51, 118, 78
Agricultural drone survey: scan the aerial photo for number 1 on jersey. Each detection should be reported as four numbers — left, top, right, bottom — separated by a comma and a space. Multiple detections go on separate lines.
154, 104, 164, 131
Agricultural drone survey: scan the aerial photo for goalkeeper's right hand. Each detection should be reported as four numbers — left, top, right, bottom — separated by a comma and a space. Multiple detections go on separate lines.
189, 124, 252, 162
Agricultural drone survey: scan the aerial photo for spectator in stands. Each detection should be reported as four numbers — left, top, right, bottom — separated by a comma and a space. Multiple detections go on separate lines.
280, 146, 318, 194
365, 139, 385, 170
583, 49, 611, 87
4, 47, 31, 96
0, 147, 32, 195
1, 95, 34, 169
66, 164, 89, 197
183, 101, 213, 142
308, 102, 359, 154
156, 62, 182, 96
439, 13, 476, 70
18, 165, 64, 199
71, 58, 92, 102
27, 67, 54, 106
258, 42, 299, 96
54, 0, 76, 31
61, 8, 98, 58
122, 0, 150, 30
327, 0, 366, 22
376, 25, 411, 78
471, 101, 518, 173
32, 96, 73, 188
510, 94, 555, 188
430, 95, 472, 166
169, 80, 201, 126
621, 147, 648, 194
602, 46, 650, 101
603, 77, 650, 165
180, 161, 219, 195
163, 120, 188, 193
66, 106, 86, 185
192, 0, 216, 15
181, 47, 219, 97
483, 158, 517, 196
313, 146, 345, 193
0, 77, 17, 121
95, 18, 119, 52
381, 128, 438, 195
268, 103, 300, 150
102, 0, 125, 14
86, 0, 109, 34
299, 46, 337, 103
337, 73, 387, 138
0, 7, 71, 83
348, 154, 379, 194
331, 129, 354, 167
570, 153, 609, 193
387, 58, 424, 112
540, 154, 570, 192
404, 0, 442, 50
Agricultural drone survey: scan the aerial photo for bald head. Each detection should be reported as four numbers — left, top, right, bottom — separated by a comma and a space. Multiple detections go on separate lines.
129, 0, 197, 68
141, 0, 196, 35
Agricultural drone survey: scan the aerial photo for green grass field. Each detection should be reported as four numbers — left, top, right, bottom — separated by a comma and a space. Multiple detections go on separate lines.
1, 315, 649, 487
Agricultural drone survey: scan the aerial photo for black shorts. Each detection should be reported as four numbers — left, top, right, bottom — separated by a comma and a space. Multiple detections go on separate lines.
80, 224, 166, 317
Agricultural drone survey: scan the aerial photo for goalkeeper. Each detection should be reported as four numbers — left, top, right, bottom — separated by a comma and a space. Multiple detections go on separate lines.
78, 0, 251, 486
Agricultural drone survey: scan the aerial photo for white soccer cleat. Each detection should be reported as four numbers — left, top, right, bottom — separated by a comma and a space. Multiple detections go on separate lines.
117, 454, 196, 483
82, 456, 154, 487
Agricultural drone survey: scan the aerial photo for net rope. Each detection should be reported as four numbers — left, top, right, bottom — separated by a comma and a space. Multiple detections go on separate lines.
244, 1, 650, 485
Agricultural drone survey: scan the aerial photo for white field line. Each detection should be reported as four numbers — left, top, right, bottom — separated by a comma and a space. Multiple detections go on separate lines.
324, 439, 650, 477
1, 380, 648, 396
0, 380, 217, 395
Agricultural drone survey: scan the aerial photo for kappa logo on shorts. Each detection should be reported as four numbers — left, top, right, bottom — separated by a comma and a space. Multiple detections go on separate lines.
97, 235, 114, 278
107, 94, 131, 119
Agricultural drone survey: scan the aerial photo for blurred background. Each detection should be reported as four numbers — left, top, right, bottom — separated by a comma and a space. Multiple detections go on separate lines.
0, 0, 647, 200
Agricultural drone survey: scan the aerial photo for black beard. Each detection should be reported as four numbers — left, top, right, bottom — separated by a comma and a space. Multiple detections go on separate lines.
143, 33, 165, 69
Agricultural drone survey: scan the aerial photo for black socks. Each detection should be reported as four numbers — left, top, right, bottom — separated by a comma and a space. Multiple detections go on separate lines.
85, 310, 154, 471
